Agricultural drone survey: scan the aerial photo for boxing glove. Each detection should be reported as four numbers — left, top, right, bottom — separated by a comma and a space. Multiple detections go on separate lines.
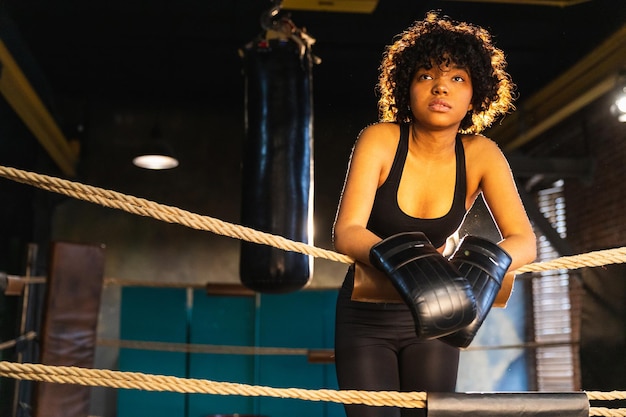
440, 235, 512, 348
369, 232, 477, 339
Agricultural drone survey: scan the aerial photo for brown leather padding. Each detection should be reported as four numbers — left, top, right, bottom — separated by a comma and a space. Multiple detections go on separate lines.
493, 271, 516, 308
34, 241, 105, 417
350, 263, 403, 303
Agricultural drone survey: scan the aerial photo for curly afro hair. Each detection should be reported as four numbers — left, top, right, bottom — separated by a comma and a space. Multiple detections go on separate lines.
377, 11, 516, 134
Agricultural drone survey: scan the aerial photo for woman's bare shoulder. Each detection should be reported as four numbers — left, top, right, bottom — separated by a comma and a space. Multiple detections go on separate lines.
355, 122, 400, 149
461, 133, 506, 159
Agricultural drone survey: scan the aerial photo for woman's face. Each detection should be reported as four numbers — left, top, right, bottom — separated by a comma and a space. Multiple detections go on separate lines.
409, 61, 474, 131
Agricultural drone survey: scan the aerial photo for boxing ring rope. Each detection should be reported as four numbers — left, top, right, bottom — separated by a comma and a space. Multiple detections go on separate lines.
0, 361, 625, 416
98, 338, 310, 356
1, 165, 625, 272
0, 165, 351, 264
1, 164, 626, 415
0, 361, 427, 408
95, 337, 581, 354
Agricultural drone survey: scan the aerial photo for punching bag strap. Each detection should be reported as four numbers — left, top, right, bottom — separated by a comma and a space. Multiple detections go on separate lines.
258, 1, 319, 63
427, 392, 589, 417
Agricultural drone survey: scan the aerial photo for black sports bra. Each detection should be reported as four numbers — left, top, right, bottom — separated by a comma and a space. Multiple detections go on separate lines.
367, 123, 468, 248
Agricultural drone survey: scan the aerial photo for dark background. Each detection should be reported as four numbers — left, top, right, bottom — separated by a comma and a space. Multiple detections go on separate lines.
0, 0, 625, 414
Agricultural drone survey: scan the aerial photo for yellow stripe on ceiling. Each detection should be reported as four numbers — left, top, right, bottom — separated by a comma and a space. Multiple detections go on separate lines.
488, 24, 626, 151
0, 39, 77, 177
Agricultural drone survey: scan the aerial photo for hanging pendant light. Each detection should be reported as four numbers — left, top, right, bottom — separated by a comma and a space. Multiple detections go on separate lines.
132, 122, 179, 170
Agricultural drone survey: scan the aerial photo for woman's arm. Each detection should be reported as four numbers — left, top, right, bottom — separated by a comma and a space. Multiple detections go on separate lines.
475, 138, 537, 306
333, 123, 396, 265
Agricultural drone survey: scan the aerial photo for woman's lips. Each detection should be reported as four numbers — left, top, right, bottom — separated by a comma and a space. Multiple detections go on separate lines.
429, 99, 451, 111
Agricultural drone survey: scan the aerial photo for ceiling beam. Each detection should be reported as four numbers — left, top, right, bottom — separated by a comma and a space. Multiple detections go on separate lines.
507, 155, 594, 181
282, 0, 379, 13
443, 0, 591, 6
0, 39, 77, 177
487, 24, 626, 152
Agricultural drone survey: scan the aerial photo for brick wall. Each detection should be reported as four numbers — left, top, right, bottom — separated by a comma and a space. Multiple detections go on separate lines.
555, 96, 626, 396
563, 97, 626, 254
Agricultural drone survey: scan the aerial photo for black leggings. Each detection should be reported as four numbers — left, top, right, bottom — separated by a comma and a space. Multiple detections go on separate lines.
335, 269, 459, 417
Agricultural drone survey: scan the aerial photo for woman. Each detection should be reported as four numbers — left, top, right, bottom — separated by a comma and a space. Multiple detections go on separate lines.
332, 11, 537, 417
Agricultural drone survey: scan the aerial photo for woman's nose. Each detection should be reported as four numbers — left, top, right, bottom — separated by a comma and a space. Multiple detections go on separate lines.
432, 81, 448, 95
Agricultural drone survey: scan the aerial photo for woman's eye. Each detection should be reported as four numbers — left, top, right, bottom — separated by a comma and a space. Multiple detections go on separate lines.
418, 73, 432, 80
452, 75, 465, 82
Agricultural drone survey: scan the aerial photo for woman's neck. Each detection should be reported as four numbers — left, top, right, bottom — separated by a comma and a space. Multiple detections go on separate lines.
410, 122, 458, 156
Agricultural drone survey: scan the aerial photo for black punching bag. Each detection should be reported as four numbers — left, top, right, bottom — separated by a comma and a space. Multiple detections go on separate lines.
239, 22, 316, 293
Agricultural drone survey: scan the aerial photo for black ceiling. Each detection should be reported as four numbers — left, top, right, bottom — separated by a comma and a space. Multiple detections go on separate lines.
3, 0, 625, 117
